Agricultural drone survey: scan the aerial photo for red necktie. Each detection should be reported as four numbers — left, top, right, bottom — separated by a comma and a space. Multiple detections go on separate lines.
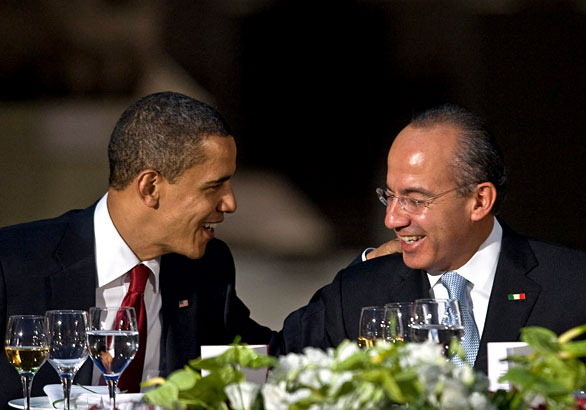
117, 264, 149, 393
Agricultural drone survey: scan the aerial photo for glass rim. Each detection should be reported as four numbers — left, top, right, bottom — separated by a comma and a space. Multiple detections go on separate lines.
415, 298, 458, 303
7, 314, 44, 319
360, 305, 386, 310
384, 302, 414, 307
88, 306, 136, 312
45, 309, 88, 314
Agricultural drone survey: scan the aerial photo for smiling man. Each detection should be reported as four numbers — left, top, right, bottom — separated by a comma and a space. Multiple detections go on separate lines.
274, 103, 586, 373
0, 92, 274, 404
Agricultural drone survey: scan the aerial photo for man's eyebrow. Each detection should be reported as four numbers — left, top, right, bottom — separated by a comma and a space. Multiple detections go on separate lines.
387, 186, 436, 197
204, 175, 232, 186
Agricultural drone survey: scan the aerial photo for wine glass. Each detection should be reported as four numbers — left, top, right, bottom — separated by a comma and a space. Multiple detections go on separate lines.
45, 310, 89, 410
87, 307, 139, 410
383, 306, 405, 343
4, 315, 49, 410
384, 302, 415, 342
411, 299, 464, 356
358, 306, 389, 348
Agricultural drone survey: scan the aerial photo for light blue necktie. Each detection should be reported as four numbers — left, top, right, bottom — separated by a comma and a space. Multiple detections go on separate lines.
441, 271, 480, 367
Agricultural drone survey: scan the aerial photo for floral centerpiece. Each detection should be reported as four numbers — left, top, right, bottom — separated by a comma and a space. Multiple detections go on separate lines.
143, 325, 586, 410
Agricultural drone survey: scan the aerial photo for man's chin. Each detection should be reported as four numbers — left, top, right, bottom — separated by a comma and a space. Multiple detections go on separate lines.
402, 253, 431, 272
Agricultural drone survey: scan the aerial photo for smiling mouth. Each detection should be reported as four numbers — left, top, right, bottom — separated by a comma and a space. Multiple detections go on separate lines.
203, 223, 217, 233
399, 235, 424, 245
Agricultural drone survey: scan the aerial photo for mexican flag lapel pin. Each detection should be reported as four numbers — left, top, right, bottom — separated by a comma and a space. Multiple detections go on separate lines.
507, 293, 526, 301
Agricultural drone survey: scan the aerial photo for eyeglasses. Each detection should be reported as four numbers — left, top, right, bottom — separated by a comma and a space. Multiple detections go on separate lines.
375, 186, 464, 215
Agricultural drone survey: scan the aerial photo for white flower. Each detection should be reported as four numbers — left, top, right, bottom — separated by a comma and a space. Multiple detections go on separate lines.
225, 381, 261, 410
440, 378, 470, 410
453, 365, 475, 387
468, 391, 495, 410
399, 341, 445, 368
336, 340, 361, 362
262, 383, 312, 410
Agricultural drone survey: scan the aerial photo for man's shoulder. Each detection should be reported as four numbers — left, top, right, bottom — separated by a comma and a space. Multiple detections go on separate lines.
335, 252, 409, 284
0, 208, 93, 258
525, 236, 586, 266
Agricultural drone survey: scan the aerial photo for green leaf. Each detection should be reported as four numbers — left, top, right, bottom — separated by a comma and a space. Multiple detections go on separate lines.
561, 340, 586, 358
143, 380, 180, 410
167, 367, 201, 391
520, 326, 561, 354
558, 324, 586, 344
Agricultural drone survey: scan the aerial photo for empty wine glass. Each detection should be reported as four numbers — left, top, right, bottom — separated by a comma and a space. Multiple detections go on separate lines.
411, 299, 464, 356
384, 302, 416, 342
383, 306, 405, 343
45, 310, 89, 410
4, 315, 49, 410
87, 307, 139, 410
358, 306, 389, 348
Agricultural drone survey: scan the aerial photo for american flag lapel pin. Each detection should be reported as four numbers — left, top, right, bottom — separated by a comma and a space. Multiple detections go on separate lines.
178, 299, 189, 308
507, 293, 526, 301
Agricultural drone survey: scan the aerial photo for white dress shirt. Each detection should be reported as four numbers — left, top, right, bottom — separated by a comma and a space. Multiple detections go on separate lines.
427, 218, 503, 338
92, 193, 163, 385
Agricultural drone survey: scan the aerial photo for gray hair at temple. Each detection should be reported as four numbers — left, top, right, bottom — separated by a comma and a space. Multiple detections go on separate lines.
108, 91, 232, 190
410, 103, 507, 214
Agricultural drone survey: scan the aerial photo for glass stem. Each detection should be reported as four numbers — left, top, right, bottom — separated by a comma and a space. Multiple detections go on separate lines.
107, 378, 118, 410
20, 374, 32, 410
60, 374, 73, 410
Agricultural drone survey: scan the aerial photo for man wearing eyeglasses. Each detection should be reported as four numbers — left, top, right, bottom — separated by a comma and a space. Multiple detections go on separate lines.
273, 103, 586, 374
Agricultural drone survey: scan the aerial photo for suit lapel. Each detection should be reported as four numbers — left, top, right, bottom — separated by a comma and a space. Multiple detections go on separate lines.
39, 206, 98, 386
49, 206, 97, 310
475, 227, 540, 373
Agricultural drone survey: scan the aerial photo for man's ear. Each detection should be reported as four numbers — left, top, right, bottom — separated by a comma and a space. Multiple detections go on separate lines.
135, 169, 161, 209
470, 182, 497, 222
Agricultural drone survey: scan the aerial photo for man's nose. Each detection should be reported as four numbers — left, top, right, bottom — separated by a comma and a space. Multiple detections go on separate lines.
384, 198, 410, 230
219, 185, 237, 214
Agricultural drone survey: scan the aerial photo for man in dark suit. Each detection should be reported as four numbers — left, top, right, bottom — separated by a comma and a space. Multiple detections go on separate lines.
275, 104, 586, 374
0, 92, 274, 406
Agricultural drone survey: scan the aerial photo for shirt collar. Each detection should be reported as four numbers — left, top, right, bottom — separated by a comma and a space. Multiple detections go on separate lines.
94, 193, 160, 290
427, 217, 503, 293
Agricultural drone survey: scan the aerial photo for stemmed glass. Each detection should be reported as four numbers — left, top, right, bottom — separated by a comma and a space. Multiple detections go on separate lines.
410, 299, 464, 357
45, 310, 89, 410
4, 315, 49, 410
385, 302, 416, 342
358, 306, 387, 348
87, 307, 139, 410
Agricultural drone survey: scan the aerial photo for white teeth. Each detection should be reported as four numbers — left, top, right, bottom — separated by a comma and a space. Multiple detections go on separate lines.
401, 236, 423, 244
204, 223, 217, 230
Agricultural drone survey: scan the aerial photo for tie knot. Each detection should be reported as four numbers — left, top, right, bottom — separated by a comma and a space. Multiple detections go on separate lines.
129, 264, 150, 294
440, 271, 468, 300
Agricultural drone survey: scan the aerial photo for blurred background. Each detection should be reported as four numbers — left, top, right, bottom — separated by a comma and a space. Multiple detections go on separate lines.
1, 0, 585, 330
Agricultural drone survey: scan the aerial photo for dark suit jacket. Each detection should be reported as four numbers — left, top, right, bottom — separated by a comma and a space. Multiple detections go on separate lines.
275, 224, 586, 374
0, 205, 274, 408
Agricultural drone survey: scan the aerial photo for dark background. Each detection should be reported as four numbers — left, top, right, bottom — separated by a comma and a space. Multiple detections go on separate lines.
1, 0, 585, 251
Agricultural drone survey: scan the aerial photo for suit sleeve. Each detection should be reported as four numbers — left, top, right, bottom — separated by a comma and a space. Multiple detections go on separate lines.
270, 270, 349, 356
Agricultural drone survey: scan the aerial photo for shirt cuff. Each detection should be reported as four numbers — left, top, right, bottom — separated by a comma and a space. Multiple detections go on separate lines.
361, 247, 375, 261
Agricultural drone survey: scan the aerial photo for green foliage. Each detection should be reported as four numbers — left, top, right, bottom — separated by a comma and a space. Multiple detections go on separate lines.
143, 340, 276, 410
143, 324, 586, 410
499, 325, 586, 409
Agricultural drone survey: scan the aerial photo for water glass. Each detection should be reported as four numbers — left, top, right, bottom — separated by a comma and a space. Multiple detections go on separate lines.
45, 310, 89, 410
4, 315, 48, 410
87, 307, 139, 410
411, 299, 464, 356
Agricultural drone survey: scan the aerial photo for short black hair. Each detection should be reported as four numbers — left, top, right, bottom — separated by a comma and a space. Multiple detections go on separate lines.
108, 91, 232, 189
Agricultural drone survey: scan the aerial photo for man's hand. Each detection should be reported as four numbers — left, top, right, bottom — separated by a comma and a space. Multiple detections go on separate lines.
366, 238, 402, 260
